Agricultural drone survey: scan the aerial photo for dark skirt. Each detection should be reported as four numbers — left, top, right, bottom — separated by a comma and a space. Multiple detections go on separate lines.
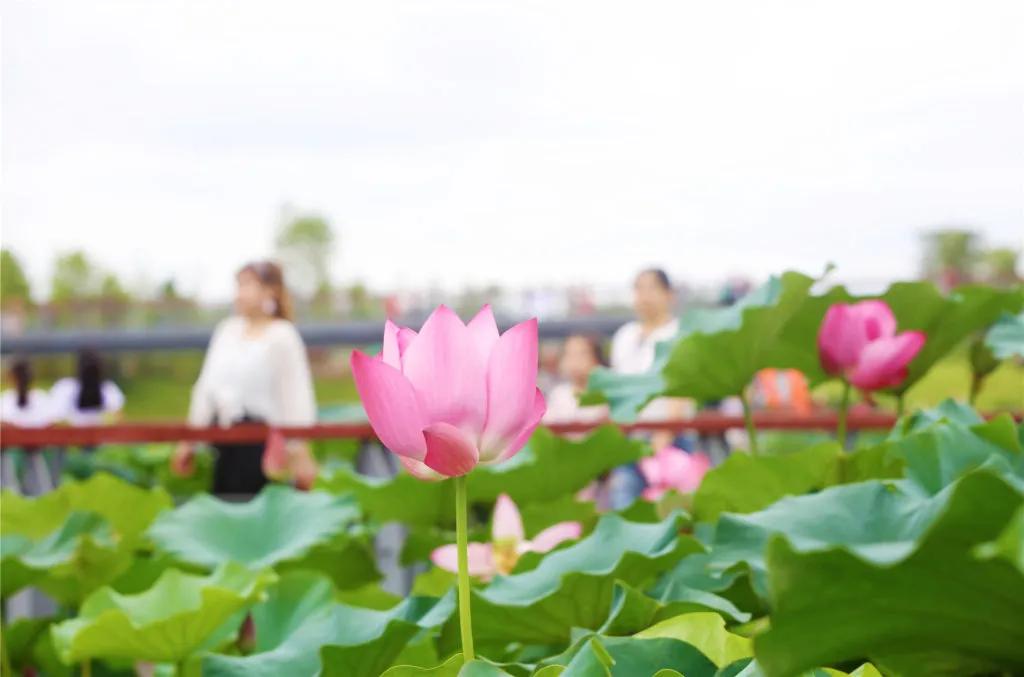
212, 415, 268, 497
212, 443, 267, 496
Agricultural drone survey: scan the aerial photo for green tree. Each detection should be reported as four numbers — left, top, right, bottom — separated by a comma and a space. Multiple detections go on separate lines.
0, 248, 33, 307
983, 247, 1020, 287
274, 208, 336, 301
51, 251, 102, 301
920, 228, 979, 290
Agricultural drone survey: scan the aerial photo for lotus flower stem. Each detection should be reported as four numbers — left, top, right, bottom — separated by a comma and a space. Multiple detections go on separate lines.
739, 391, 759, 456
1, 614, 13, 677
81, 659, 91, 677
836, 381, 851, 450
454, 474, 476, 661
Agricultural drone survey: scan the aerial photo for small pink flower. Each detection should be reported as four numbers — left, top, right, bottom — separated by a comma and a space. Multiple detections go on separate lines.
638, 446, 711, 501
351, 305, 546, 481
817, 300, 925, 391
431, 493, 581, 580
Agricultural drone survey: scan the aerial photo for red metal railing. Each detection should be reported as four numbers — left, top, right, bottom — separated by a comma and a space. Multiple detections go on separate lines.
0, 410, 911, 449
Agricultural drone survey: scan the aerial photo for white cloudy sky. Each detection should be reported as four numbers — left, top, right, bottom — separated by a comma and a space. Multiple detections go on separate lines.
2, 0, 1022, 301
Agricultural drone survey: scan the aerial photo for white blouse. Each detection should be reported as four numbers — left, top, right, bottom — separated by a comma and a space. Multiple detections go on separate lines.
0, 389, 57, 428
49, 378, 125, 426
188, 316, 317, 427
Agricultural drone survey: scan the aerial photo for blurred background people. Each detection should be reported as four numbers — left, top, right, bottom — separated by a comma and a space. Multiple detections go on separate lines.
173, 260, 317, 496
0, 358, 56, 493
1, 358, 54, 428
543, 334, 609, 425
606, 268, 691, 508
49, 350, 125, 426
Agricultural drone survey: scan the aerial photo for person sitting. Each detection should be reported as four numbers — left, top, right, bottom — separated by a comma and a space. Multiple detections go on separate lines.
0, 358, 57, 493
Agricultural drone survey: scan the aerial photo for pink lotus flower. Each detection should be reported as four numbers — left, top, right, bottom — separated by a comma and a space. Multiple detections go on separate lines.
638, 446, 711, 501
817, 300, 926, 391
431, 494, 581, 580
350, 305, 546, 480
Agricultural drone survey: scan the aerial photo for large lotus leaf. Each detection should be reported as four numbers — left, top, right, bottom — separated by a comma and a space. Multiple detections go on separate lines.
707, 477, 964, 598
50, 562, 276, 664
648, 554, 759, 624
755, 470, 1024, 677
599, 578, 751, 636
0, 511, 133, 604
1, 471, 171, 539
889, 399, 984, 437
459, 512, 698, 647
880, 413, 1023, 494
0, 472, 171, 602
4, 616, 56, 674
873, 282, 1023, 395
975, 503, 1024, 575
659, 272, 818, 403
634, 613, 752, 668
986, 311, 1024, 360
200, 571, 454, 677
380, 655, 528, 677
148, 484, 361, 570
320, 426, 648, 527
693, 443, 842, 522
539, 633, 719, 677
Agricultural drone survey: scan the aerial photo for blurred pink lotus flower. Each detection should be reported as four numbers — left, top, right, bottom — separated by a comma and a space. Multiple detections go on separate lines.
817, 300, 926, 391
351, 305, 546, 480
639, 446, 711, 501
431, 494, 581, 580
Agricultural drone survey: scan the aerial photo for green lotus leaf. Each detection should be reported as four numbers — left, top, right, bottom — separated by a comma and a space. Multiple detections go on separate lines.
660, 272, 820, 402
755, 470, 1024, 677
542, 634, 718, 677
50, 562, 276, 664
148, 484, 362, 570
320, 426, 648, 527
380, 654, 527, 677
599, 579, 751, 636
3, 616, 56, 674
460, 512, 698, 647
634, 612, 752, 668
985, 311, 1024, 360
693, 442, 842, 522
200, 571, 455, 677
0, 473, 171, 602
649, 554, 758, 624
975, 503, 1024, 574
1, 471, 171, 539
708, 476, 967, 598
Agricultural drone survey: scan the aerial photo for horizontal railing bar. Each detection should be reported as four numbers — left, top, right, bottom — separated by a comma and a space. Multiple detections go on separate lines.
0, 410, 931, 449
0, 316, 630, 355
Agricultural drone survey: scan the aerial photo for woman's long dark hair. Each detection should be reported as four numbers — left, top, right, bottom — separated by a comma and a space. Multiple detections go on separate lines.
76, 350, 105, 410
11, 359, 31, 408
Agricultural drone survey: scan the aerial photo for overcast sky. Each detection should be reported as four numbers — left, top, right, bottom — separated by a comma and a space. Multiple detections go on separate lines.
3, 1, 1022, 301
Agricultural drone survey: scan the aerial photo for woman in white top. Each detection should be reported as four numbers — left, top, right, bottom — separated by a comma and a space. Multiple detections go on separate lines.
606, 268, 688, 508
49, 350, 125, 426
172, 260, 317, 495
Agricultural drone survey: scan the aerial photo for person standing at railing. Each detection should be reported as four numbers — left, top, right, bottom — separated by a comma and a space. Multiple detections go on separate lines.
0, 358, 57, 493
606, 268, 690, 508
171, 260, 317, 497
